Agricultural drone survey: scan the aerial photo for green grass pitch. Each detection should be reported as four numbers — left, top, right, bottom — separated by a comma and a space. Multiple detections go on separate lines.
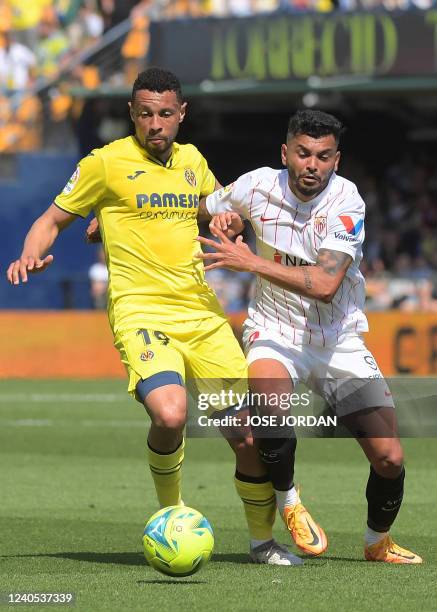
0, 379, 436, 612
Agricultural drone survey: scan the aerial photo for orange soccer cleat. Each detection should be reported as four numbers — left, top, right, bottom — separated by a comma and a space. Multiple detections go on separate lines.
365, 535, 422, 564
283, 490, 328, 556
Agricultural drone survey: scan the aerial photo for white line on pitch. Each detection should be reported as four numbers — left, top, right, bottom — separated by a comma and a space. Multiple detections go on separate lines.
0, 393, 129, 403
0, 418, 144, 427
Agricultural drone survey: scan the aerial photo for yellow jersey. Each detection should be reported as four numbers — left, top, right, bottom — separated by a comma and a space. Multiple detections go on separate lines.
9, 0, 52, 30
55, 136, 225, 333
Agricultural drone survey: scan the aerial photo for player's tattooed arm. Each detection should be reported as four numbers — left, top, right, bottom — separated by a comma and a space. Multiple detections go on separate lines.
303, 267, 313, 290
317, 248, 351, 277
197, 229, 352, 303
310, 248, 353, 302
253, 247, 351, 303
273, 248, 351, 302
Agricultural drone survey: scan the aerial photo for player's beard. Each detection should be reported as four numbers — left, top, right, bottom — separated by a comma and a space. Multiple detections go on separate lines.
145, 137, 171, 159
134, 131, 173, 162
289, 167, 333, 200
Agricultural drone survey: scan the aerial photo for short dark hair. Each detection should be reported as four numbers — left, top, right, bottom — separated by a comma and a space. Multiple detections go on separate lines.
131, 67, 183, 103
287, 110, 343, 145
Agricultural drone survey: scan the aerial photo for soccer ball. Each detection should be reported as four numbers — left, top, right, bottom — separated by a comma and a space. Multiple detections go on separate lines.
143, 505, 214, 577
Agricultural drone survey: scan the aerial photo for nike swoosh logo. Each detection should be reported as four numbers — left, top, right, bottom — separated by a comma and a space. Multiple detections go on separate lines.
260, 216, 277, 222
305, 519, 320, 547
389, 549, 416, 560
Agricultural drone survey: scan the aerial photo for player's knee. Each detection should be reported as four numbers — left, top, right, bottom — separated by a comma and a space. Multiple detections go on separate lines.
373, 447, 404, 476
233, 434, 257, 456
225, 428, 258, 460
152, 404, 187, 431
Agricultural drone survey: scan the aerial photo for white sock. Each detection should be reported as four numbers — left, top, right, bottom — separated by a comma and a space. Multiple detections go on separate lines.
275, 486, 298, 514
250, 538, 272, 550
365, 527, 387, 546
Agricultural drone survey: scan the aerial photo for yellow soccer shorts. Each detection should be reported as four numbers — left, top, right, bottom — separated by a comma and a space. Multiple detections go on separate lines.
114, 316, 248, 412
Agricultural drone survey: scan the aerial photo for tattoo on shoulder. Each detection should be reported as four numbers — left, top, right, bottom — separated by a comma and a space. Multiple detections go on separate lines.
317, 249, 352, 276
303, 267, 312, 289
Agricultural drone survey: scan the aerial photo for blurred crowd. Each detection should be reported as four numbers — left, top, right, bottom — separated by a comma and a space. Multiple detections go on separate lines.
0, 0, 106, 152
357, 157, 437, 312
1, 0, 436, 95
148, 0, 437, 16
1, 0, 437, 152
1, 0, 436, 94
0, 0, 105, 90
1, 0, 436, 312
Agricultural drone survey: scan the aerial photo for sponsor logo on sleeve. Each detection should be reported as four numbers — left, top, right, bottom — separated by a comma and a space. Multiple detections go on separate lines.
216, 182, 234, 199
333, 232, 359, 242
62, 167, 80, 194
332, 215, 364, 242
339, 215, 364, 235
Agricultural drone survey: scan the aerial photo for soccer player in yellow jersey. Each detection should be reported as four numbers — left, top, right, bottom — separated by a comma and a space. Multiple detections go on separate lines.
7, 67, 310, 565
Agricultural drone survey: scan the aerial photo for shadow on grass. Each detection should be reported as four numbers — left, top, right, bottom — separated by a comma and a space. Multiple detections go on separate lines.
1, 551, 249, 566
0, 552, 146, 566
0, 551, 369, 566
268, 544, 369, 564
211, 551, 367, 565
211, 553, 346, 566
212, 553, 369, 565
211, 553, 250, 564
137, 579, 207, 585
320, 555, 368, 563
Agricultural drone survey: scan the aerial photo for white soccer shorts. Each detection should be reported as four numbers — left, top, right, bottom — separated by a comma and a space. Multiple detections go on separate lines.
242, 324, 395, 417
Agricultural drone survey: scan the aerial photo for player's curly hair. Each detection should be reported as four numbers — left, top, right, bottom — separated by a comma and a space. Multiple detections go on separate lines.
131, 67, 183, 103
287, 110, 343, 144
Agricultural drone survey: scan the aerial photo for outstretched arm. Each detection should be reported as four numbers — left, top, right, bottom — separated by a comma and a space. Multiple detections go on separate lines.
254, 247, 352, 303
7, 204, 77, 284
197, 228, 352, 303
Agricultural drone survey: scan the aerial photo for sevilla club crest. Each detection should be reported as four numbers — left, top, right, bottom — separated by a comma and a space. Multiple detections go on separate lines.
313, 215, 327, 239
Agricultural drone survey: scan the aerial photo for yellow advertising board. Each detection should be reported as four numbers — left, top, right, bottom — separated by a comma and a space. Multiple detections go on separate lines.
0, 311, 436, 378
366, 312, 437, 376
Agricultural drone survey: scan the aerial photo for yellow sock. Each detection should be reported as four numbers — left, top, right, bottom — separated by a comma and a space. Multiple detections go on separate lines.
234, 476, 276, 541
147, 439, 185, 508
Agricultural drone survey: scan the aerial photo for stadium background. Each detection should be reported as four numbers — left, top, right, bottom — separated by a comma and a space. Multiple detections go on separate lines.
0, 2, 436, 611
1, 0, 437, 377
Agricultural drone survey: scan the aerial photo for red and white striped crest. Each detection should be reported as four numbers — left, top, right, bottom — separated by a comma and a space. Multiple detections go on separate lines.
313, 215, 327, 238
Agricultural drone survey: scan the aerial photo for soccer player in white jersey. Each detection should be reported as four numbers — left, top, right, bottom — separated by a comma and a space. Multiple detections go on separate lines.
198, 109, 422, 564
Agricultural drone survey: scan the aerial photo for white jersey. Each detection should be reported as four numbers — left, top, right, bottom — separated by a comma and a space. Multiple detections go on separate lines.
206, 167, 368, 347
